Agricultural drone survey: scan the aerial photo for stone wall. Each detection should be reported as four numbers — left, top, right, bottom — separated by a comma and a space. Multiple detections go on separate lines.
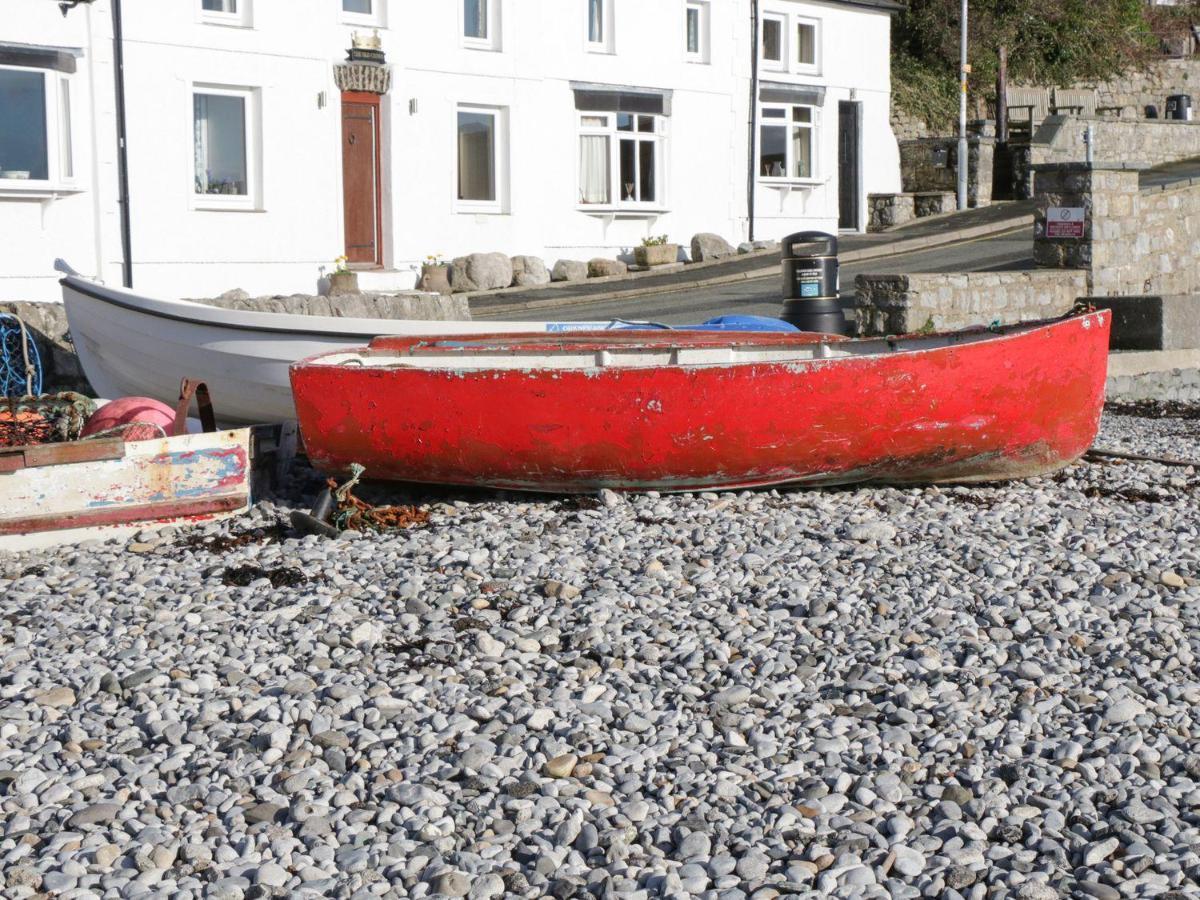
891, 107, 935, 142
1071, 57, 1200, 120
1030, 116, 1200, 168
1034, 163, 1200, 297
898, 137, 995, 207
851, 271, 1089, 336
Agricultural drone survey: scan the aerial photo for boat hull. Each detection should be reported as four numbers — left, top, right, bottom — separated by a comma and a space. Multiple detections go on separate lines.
290, 312, 1112, 493
0, 428, 252, 551
59, 276, 612, 426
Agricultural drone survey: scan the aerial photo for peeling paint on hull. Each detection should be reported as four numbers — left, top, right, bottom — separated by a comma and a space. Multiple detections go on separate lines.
290, 313, 1111, 494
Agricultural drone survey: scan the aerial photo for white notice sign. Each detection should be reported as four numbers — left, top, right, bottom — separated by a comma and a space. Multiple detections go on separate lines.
1046, 206, 1085, 239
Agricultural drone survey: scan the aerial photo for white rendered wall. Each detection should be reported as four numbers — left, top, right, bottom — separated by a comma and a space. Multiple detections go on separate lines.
0, 0, 900, 301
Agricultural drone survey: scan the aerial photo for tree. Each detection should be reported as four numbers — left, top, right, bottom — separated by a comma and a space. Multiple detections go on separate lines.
893, 0, 1160, 129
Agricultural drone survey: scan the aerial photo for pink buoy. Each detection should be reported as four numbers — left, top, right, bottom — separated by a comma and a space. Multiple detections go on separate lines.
81, 396, 177, 440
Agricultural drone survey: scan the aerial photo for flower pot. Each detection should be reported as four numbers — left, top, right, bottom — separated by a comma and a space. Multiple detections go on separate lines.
418, 263, 452, 295
329, 270, 359, 296
635, 243, 679, 267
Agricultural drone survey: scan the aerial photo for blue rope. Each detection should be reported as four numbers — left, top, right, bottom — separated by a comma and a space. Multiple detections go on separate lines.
0, 313, 42, 397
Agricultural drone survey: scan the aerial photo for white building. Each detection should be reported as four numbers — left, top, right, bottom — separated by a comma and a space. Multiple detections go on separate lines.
0, 0, 901, 302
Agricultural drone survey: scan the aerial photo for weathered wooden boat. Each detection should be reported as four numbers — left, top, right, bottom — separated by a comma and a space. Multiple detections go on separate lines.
0, 426, 253, 551
289, 310, 1111, 493
58, 264, 635, 426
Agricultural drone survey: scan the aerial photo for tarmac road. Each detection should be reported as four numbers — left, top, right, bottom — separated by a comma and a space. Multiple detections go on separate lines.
477, 225, 1035, 325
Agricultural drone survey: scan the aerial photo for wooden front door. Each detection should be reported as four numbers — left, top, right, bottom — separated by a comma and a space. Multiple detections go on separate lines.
341, 92, 382, 266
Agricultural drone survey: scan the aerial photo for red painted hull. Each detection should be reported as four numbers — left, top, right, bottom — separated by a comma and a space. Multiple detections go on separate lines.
290, 312, 1111, 493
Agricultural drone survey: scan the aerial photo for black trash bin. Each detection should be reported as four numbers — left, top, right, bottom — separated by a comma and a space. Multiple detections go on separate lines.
1167, 94, 1193, 121
780, 231, 848, 335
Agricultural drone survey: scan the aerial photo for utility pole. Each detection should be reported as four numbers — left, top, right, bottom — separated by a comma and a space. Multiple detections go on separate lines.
996, 45, 1008, 144
957, 0, 969, 211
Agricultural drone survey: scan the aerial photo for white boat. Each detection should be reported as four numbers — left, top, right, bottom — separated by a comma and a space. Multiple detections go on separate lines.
58, 263, 614, 425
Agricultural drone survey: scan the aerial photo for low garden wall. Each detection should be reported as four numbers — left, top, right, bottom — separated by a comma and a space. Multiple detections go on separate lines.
851, 271, 1089, 336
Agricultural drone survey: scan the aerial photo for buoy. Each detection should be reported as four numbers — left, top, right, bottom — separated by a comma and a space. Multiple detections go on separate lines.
81, 396, 177, 440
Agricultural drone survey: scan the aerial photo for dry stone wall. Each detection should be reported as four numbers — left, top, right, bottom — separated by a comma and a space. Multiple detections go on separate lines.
851, 271, 1088, 336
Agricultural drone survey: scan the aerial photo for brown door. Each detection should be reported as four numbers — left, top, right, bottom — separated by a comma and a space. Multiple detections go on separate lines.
341, 92, 382, 266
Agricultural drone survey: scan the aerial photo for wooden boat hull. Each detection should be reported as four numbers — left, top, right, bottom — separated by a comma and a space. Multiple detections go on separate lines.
0, 428, 252, 551
59, 273, 617, 426
289, 312, 1111, 493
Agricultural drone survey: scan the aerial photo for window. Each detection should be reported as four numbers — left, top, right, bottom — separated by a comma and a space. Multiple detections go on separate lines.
760, 105, 814, 180
0, 67, 74, 188
463, 0, 500, 49
587, 0, 612, 52
464, 0, 486, 38
579, 112, 661, 206
686, 1, 710, 62
342, 0, 385, 26
796, 19, 819, 70
458, 107, 503, 209
761, 14, 785, 69
193, 87, 258, 207
200, 0, 251, 26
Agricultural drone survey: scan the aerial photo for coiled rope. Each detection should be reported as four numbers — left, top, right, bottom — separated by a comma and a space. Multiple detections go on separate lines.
0, 313, 42, 398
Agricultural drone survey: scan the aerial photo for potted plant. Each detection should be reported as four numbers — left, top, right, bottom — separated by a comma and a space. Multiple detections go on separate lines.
634, 235, 679, 267
418, 253, 452, 295
329, 255, 359, 296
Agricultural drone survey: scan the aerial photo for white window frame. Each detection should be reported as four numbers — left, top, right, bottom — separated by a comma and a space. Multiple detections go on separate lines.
190, 84, 261, 212
577, 111, 666, 212
198, 0, 252, 28
760, 13, 786, 71
586, 0, 614, 53
795, 17, 820, 73
341, 0, 387, 28
0, 65, 76, 193
758, 102, 818, 184
462, 0, 501, 51
455, 104, 507, 215
685, 1, 710, 63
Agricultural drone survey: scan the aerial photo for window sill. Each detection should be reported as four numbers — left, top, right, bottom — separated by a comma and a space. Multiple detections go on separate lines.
462, 41, 502, 52
341, 16, 387, 29
0, 185, 84, 201
191, 200, 264, 213
200, 16, 253, 28
686, 57, 710, 65
455, 205, 506, 216
578, 206, 669, 219
760, 178, 825, 188
586, 45, 615, 55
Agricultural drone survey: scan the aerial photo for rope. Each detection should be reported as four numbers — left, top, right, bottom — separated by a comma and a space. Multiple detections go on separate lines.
1085, 447, 1200, 468
328, 463, 430, 532
0, 313, 42, 398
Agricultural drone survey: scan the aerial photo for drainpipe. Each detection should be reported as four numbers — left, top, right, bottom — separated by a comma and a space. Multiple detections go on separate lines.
747, 0, 759, 242
111, 0, 133, 288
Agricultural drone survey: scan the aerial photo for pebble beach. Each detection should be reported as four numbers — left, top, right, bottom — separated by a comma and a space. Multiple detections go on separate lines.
2, 405, 1200, 899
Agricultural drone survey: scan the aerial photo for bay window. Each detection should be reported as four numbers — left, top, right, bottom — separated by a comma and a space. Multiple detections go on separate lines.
0, 66, 74, 189
760, 104, 814, 180
193, 86, 259, 208
579, 112, 661, 206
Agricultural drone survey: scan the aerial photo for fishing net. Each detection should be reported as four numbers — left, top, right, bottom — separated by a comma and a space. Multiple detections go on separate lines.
0, 393, 98, 448
0, 313, 42, 398
329, 463, 431, 532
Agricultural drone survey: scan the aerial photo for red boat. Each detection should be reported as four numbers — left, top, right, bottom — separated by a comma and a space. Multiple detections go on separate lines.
289, 311, 1111, 493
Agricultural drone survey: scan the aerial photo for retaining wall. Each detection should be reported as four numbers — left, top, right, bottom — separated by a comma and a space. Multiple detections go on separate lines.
1034, 164, 1200, 297
851, 271, 1088, 336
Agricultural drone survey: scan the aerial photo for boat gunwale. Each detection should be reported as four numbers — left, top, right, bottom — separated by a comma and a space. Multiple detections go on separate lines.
294, 311, 1111, 374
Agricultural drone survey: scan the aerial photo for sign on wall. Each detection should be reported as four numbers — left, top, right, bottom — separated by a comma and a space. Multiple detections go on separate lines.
1046, 207, 1085, 239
